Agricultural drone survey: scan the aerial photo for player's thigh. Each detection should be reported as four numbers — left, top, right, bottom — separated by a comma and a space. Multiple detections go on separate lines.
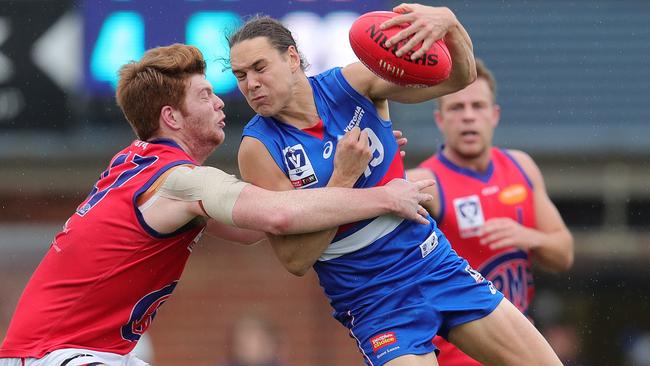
447, 298, 561, 366
384, 351, 439, 366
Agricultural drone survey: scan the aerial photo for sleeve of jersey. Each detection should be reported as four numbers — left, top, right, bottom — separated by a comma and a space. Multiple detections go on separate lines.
158, 165, 249, 226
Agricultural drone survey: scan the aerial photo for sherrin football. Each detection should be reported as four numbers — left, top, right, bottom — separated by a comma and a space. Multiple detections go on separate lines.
349, 11, 452, 87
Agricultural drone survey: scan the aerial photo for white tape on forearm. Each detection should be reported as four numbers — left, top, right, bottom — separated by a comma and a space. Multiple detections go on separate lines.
158, 165, 248, 225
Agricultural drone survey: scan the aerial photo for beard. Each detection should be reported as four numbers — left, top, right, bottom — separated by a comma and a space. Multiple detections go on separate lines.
186, 116, 225, 153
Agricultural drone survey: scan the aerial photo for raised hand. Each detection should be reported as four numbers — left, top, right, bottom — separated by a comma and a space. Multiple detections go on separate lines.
380, 3, 458, 60
383, 178, 435, 224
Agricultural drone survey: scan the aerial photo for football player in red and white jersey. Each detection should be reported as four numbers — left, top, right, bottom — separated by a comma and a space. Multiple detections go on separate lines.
407, 58, 574, 366
0, 44, 435, 366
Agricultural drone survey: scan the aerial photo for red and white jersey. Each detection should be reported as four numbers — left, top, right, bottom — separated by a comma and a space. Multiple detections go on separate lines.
420, 147, 536, 366
0, 138, 206, 358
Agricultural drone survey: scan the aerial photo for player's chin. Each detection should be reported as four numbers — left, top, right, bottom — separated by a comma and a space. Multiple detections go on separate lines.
250, 101, 276, 117
213, 131, 226, 146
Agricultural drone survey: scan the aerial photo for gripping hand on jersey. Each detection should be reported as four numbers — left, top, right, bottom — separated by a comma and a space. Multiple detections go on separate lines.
384, 178, 434, 225
329, 126, 373, 188
393, 129, 407, 158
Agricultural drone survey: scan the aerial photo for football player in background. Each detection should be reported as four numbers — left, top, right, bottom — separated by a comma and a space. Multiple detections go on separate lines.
407, 58, 574, 365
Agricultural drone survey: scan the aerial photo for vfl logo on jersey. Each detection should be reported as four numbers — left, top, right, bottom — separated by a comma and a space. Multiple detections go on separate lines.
121, 282, 177, 341
283, 144, 318, 188
499, 184, 528, 205
370, 331, 397, 352
480, 250, 533, 313
453, 195, 485, 238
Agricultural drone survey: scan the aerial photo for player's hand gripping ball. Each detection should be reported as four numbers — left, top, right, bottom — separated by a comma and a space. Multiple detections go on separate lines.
349, 11, 452, 87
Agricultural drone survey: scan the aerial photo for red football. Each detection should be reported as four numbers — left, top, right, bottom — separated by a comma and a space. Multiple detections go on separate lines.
349, 11, 452, 87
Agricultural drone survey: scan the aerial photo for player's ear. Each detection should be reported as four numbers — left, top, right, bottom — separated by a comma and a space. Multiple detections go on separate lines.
492, 103, 501, 128
434, 109, 444, 130
287, 45, 301, 72
160, 105, 182, 131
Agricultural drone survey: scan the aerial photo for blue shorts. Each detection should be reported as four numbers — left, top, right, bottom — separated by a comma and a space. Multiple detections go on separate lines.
334, 233, 503, 366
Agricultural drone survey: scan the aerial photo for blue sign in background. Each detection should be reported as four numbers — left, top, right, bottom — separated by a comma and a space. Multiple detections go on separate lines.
83, 0, 385, 96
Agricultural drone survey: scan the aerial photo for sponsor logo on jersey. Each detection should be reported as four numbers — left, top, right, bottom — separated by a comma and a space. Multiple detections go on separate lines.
283, 144, 318, 188
465, 264, 497, 295
480, 250, 533, 312
323, 140, 334, 159
121, 282, 177, 341
481, 185, 499, 196
133, 140, 149, 150
419, 230, 438, 258
464, 264, 485, 283
344, 106, 365, 133
371, 331, 397, 352
499, 184, 527, 205
453, 195, 485, 238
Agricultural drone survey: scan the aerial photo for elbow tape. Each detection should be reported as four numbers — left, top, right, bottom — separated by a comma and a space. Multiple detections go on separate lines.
158, 165, 248, 225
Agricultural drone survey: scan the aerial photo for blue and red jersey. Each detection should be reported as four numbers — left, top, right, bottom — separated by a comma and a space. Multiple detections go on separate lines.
0, 139, 205, 358
242, 67, 442, 315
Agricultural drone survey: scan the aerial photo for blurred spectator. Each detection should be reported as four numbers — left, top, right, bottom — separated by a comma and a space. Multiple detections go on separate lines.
220, 314, 285, 366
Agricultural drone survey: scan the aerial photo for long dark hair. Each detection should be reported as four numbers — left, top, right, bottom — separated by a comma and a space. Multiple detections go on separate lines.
228, 15, 309, 71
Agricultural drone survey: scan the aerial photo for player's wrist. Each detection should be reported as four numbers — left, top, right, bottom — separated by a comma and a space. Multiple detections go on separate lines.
376, 185, 399, 215
327, 172, 357, 188
527, 229, 545, 250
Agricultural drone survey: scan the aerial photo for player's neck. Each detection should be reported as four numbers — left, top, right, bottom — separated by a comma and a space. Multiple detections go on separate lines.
442, 148, 491, 173
273, 76, 319, 129
152, 134, 213, 164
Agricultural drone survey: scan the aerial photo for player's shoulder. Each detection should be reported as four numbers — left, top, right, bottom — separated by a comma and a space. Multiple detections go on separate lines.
501, 148, 543, 182
312, 66, 342, 80
243, 114, 266, 129
340, 62, 375, 96
242, 115, 279, 140
315, 65, 359, 93
502, 148, 536, 168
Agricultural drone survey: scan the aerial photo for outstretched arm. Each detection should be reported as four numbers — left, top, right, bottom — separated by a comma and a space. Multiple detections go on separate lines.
343, 3, 476, 104
232, 177, 432, 235
139, 160, 432, 250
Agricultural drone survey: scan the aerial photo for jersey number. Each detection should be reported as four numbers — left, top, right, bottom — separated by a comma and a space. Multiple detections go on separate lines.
363, 128, 384, 178
76, 152, 158, 216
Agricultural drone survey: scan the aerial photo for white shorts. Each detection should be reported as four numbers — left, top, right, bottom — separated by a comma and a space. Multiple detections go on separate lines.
0, 348, 149, 366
